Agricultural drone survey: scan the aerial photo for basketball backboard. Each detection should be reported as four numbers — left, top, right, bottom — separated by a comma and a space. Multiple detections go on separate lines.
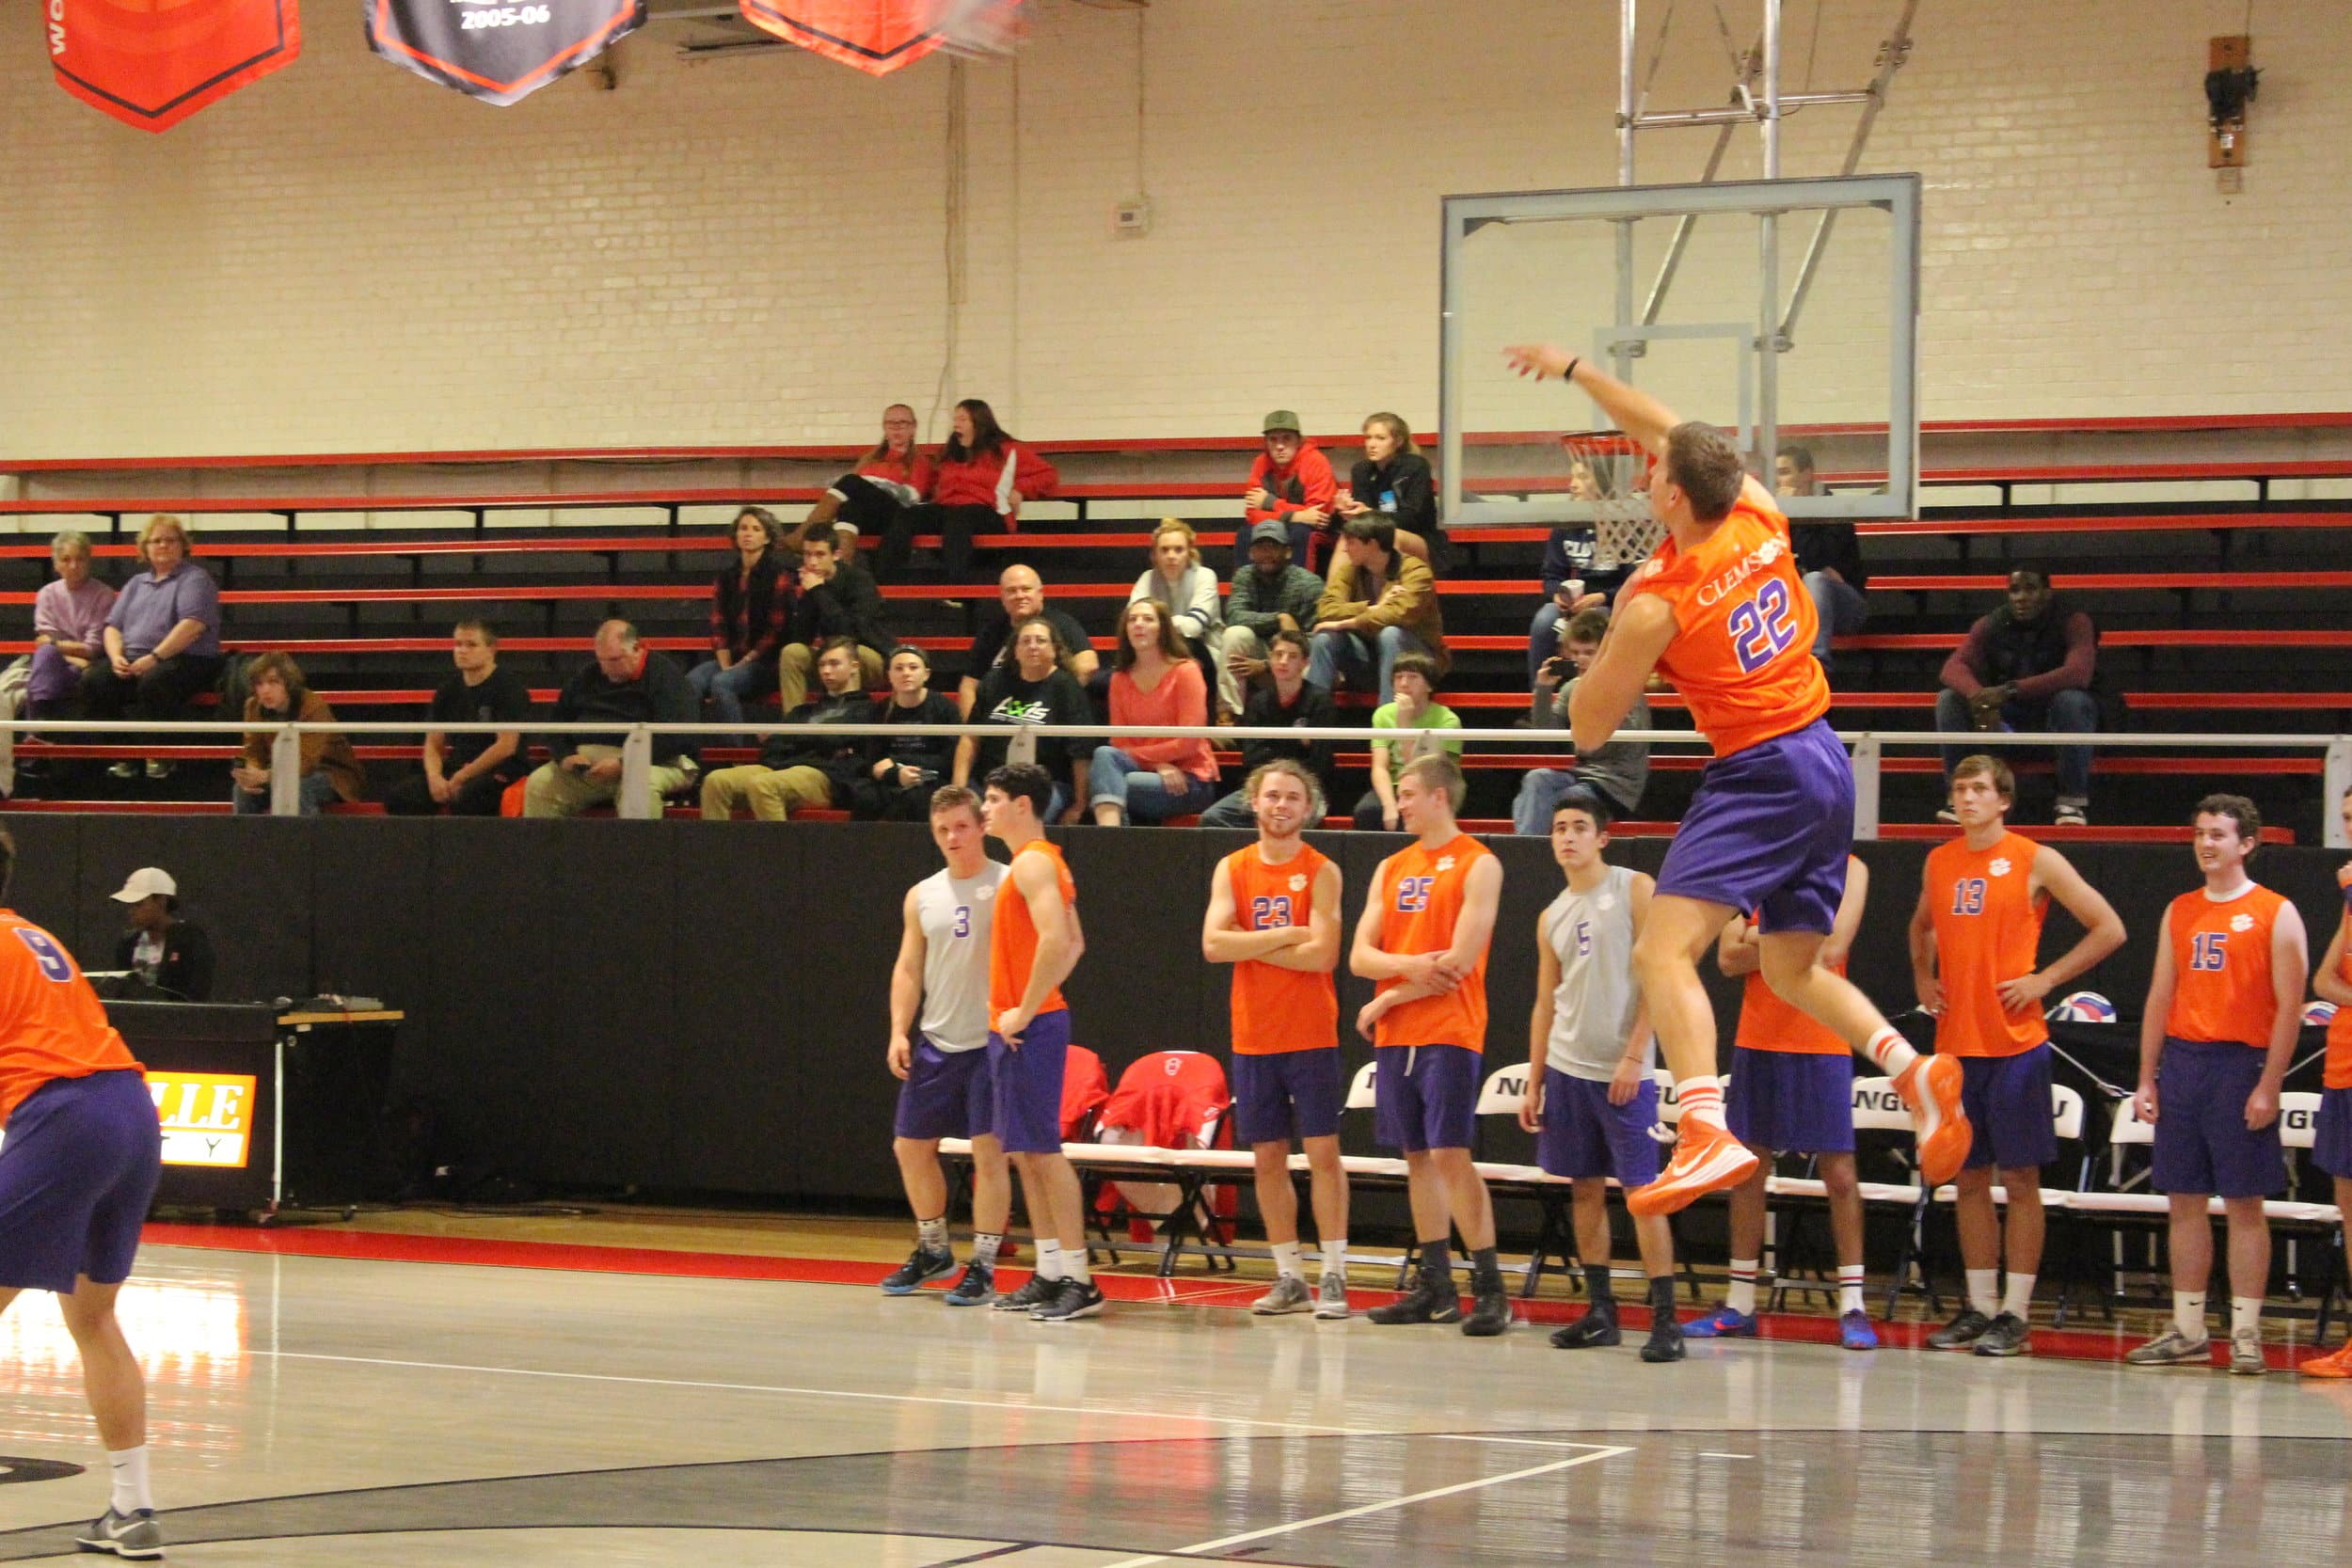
1439, 173, 1921, 529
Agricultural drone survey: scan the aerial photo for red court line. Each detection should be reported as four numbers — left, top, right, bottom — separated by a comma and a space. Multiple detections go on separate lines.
138, 1223, 2323, 1370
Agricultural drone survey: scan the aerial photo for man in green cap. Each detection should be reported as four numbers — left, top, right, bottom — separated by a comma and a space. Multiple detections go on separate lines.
1242, 410, 1338, 574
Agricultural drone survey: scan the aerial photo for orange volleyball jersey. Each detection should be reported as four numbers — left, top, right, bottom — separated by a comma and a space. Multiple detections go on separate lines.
2327, 921, 2352, 1090
2165, 883, 2288, 1048
0, 910, 143, 1124
1372, 834, 1492, 1051
1926, 832, 2051, 1058
1734, 964, 1852, 1055
989, 839, 1078, 1019
1224, 844, 1339, 1055
1629, 494, 1830, 757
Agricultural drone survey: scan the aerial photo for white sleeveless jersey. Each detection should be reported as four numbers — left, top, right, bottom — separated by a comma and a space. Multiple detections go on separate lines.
1542, 863, 1647, 1082
915, 863, 1009, 1052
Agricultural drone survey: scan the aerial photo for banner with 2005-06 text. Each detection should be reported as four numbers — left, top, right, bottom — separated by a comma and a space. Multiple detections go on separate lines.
48, 0, 302, 133
366, 0, 644, 106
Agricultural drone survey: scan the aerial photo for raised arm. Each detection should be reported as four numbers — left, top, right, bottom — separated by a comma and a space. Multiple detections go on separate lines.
1506, 343, 1777, 514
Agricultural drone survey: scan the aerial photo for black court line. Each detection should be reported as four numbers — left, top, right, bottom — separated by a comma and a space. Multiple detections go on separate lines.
2, 1428, 2349, 1565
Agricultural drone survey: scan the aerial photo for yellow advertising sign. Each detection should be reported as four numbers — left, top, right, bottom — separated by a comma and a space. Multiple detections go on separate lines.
145, 1072, 256, 1169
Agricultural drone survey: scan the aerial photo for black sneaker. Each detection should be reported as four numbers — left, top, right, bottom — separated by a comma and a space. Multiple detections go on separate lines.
1368, 1273, 1461, 1325
1926, 1307, 1994, 1351
993, 1273, 1059, 1312
1640, 1313, 1687, 1363
1031, 1277, 1106, 1322
943, 1261, 996, 1307
1549, 1305, 1622, 1349
879, 1245, 957, 1296
1973, 1312, 2032, 1357
74, 1507, 165, 1560
1461, 1281, 1513, 1338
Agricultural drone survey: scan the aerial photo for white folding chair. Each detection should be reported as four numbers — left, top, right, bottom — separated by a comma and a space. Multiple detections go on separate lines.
1343, 1060, 1379, 1111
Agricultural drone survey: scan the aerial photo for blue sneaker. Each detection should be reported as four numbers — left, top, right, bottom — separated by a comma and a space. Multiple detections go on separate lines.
1839, 1309, 1881, 1351
879, 1245, 956, 1295
1682, 1306, 1758, 1338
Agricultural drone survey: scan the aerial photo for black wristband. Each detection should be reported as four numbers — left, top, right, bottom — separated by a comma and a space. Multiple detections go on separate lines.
1563, 356, 1582, 381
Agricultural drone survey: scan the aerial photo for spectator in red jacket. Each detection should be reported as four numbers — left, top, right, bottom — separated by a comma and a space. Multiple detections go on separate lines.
786, 404, 935, 559
875, 399, 1057, 581
1242, 410, 1338, 573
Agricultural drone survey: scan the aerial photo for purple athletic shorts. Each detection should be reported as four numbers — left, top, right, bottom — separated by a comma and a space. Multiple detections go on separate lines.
894, 1035, 995, 1142
1536, 1069, 1661, 1185
2314, 1086, 2352, 1181
1232, 1049, 1344, 1146
988, 1007, 1072, 1155
1958, 1044, 2058, 1171
1374, 1043, 1479, 1153
1726, 1044, 1855, 1155
1655, 719, 1851, 934
0, 1069, 163, 1294
2150, 1037, 2285, 1198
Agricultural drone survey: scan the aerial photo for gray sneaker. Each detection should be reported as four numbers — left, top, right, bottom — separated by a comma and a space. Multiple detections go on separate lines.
1973, 1312, 2033, 1357
1252, 1274, 1312, 1315
74, 1507, 165, 1560
1314, 1272, 1351, 1320
993, 1273, 1058, 1313
2231, 1327, 2269, 1376
2125, 1327, 2214, 1368
1927, 1308, 1994, 1351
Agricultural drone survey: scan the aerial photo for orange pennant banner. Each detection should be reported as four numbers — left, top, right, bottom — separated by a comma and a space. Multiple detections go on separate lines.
735, 0, 945, 77
49, 0, 301, 133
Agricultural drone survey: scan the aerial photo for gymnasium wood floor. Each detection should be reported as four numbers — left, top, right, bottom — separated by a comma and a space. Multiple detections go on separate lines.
0, 1209, 2348, 1564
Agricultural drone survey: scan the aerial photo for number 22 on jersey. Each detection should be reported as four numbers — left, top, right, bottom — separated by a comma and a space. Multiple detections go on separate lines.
1725, 578, 1799, 673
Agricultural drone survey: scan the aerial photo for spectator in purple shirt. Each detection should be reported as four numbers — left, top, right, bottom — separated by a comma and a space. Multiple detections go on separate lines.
28, 531, 117, 720
80, 515, 224, 783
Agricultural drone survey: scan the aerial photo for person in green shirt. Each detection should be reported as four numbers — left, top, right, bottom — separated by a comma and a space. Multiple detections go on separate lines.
1355, 653, 1463, 831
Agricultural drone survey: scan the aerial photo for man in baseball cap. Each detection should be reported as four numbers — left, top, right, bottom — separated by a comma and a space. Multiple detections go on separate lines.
1242, 411, 1337, 574
109, 868, 214, 1001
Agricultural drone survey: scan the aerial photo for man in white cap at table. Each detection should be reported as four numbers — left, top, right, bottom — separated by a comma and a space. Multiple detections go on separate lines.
110, 868, 215, 1001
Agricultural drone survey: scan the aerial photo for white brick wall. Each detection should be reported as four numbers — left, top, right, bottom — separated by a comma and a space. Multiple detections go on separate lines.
0, 0, 2344, 458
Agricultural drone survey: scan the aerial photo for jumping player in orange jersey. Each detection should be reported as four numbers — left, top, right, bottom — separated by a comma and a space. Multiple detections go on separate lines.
0, 828, 167, 1560
1503, 342, 1968, 1216
978, 763, 1097, 1323
1910, 755, 2124, 1358
2125, 793, 2306, 1375
2300, 787, 2352, 1378
1201, 759, 1350, 1318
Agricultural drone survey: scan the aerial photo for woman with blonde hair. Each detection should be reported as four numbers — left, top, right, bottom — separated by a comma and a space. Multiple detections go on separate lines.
230, 653, 365, 816
1335, 412, 1441, 570
81, 515, 223, 783
1124, 518, 1232, 717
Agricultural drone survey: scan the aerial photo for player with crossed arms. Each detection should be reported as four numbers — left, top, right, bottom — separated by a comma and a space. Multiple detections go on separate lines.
1504, 343, 1969, 1214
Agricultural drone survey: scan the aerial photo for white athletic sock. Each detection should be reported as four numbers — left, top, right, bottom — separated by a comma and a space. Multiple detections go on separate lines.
1864, 1027, 1919, 1078
1837, 1265, 1867, 1317
1725, 1259, 1758, 1317
1271, 1242, 1303, 1281
1322, 1240, 1348, 1279
970, 1231, 1003, 1267
2233, 1296, 2264, 1340
2001, 1272, 2036, 1321
107, 1447, 151, 1515
915, 1215, 948, 1251
1034, 1241, 1064, 1282
2173, 1290, 2208, 1340
1677, 1078, 1728, 1134
1966, 1268, 1999, 1318
1062, 1250, 1092, 1287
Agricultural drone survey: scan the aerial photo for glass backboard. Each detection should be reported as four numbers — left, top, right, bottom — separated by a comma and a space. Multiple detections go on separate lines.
1439, 173, 1920, 528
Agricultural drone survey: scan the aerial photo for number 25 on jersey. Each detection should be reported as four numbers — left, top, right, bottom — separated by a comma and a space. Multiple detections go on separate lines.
1725, 578, 1799, 673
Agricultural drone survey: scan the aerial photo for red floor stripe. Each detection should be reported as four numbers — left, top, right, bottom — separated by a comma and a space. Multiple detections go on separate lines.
142, 1222, 2331, 1370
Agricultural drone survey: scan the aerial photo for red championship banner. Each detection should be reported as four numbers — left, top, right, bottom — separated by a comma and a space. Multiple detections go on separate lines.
367, 0, 645, 106
48, 0, 301, 134
739, 0, 1024, 77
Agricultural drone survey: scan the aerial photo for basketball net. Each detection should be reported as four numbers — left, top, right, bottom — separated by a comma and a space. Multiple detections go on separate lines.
1558, 431, 1663, 574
